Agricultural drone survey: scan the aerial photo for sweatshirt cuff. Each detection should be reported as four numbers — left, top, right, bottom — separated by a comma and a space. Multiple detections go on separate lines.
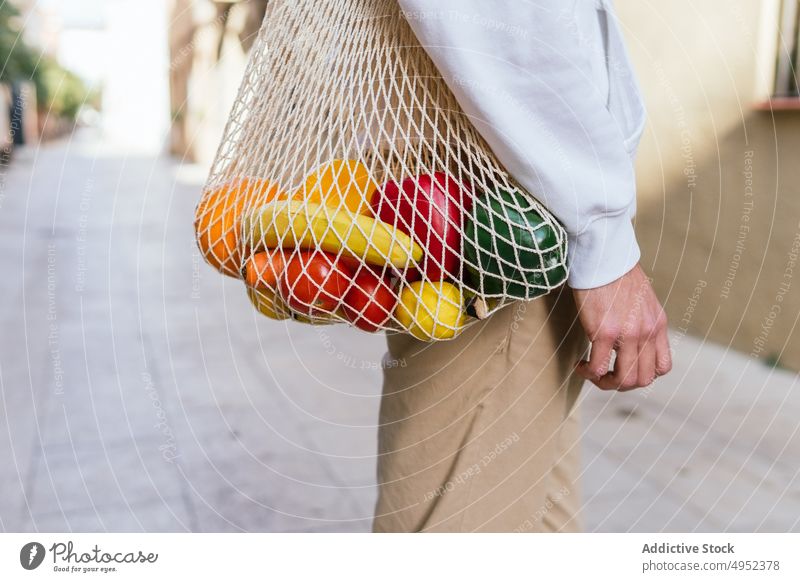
567, 212, 641, 289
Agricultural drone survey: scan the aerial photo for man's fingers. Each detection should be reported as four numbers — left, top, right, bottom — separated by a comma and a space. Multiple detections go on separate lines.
585, 324, 667, 391
594, 337, 638, 390
586, 335, 616, 378
576, 361, 604, 386
655, 324, 672, 376
636, 340, 656, 389
611, 335, 639, 390
576, 334, 616, 385
572, 266, 673, 392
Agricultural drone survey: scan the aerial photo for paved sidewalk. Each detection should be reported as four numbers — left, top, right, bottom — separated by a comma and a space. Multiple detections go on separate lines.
1, 133, 798, 532
581, 335, 800, 532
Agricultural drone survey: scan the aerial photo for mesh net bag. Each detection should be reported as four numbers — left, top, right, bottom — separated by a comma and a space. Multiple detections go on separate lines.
194, 0, 569, 341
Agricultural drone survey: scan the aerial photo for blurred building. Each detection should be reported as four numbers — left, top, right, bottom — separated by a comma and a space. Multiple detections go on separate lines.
617, 0, 800, 372
11, 0, 60, 56
168, 0, 267, 163
100, 0, 170, 151
51, 0, 170, 151
5, 0, 170, 150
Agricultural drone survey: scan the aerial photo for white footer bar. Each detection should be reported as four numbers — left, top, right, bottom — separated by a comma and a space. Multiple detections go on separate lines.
1, 533, 797, 581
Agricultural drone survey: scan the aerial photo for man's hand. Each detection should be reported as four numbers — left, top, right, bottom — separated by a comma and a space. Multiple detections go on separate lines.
573, 264, 671, 390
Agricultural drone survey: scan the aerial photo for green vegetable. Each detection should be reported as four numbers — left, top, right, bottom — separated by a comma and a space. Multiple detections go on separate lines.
463, 189, 567, 298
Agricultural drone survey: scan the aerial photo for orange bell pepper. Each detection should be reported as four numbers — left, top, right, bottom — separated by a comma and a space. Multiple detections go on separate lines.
295, 159, 377, 215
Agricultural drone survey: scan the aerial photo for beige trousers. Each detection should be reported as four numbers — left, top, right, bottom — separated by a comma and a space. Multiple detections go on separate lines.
373, 287, 588, 532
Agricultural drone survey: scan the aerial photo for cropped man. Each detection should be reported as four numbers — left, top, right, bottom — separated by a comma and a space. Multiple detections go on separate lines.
374, 0, 671, 532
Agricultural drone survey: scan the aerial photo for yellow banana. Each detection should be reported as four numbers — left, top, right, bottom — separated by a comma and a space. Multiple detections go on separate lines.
244, 200, 423, 269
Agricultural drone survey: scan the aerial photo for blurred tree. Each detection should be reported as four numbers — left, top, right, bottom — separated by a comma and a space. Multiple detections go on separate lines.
0, 2, 93, 122
0, 2, 39, 82
35, 57, 97, 120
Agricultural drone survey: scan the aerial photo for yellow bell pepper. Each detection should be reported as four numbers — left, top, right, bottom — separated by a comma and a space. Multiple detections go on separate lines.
246, 286, 291, 321
396, 281, 467, 341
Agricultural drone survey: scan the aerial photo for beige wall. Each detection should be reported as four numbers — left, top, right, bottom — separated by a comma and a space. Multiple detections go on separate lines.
169, 0, 266, 164
617, 0, 800, 371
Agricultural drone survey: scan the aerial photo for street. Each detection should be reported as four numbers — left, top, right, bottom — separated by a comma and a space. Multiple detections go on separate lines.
1, 131, 798, 532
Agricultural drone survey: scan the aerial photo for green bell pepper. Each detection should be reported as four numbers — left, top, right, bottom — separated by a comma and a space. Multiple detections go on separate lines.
463, 189, 567, 298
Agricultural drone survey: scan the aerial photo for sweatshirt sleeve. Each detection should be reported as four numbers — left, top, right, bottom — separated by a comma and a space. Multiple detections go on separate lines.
396, 0, 643, 289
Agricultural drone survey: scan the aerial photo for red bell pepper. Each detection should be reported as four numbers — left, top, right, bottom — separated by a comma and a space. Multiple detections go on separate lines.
370, 172, 472, 281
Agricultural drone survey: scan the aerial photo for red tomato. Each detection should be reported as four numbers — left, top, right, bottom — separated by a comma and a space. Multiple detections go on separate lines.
343, 269, 397, 332
280, 250, 353, 315
370, 173, 472, 281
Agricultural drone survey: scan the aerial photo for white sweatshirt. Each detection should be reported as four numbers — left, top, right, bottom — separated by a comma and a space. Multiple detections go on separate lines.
397, 0, 646, 289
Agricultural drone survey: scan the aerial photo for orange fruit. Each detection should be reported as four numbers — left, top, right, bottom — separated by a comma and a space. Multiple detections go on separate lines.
195, 178, 281, 277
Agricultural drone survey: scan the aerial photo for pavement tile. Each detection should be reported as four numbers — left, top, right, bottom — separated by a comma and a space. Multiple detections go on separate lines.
580, 440, 646, 498
0, 474, 31, 532
585, 483, 713, 533
188, 476, 373, 533
28, 438, 185, 516
21, 496, 192, 533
